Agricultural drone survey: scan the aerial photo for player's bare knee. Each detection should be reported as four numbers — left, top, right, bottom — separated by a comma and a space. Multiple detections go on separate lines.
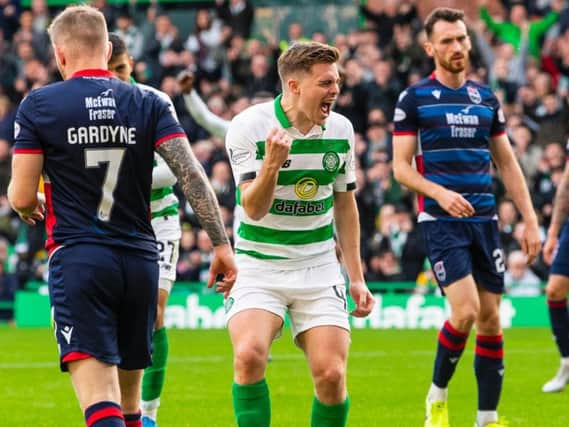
452, 305, 478, 331
312, 363, 345, 391
545, 281, 568, 301
476, 310, 501, 335
234, 343, 268, 376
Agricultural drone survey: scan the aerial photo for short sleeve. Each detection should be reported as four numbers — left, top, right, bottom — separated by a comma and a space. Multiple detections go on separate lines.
489, 93, 506, 137
225, 114, 261, 186
152, 94, 185, 148
333, 119, 357, 192
14, 93, 43, 154
392, 88, 418, 136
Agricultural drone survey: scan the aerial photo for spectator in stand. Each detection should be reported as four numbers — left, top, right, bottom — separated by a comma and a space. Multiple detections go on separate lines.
334, 58, 368, 133
144, 13, 185, 85
396, 206, 426, 282
0, 0, 20, 42
278, 21, 309, 52
12, 10, 50, 64
359, 0, 418, 48
0, 29, 19, 100
386, 23, 428, 85
517, 83, 540, 123
478, 0, 563, 60
0, 95, 15, 146
535, 93, 569, 146
209, 160, 235, 210
367, 59, 401, 119
186, 9, 224, 82
504, 250, 542, 296
498, 199, 519, 255
30, 0, 49, 35
245, 53, 277, 97
0, 135, 11, 195
510, 124, 542, 182
533, 142, 565, 210
114, 12, 144, 61
365, 249, 404, 282
216, 0, 254, 41
226, 35, 250, 87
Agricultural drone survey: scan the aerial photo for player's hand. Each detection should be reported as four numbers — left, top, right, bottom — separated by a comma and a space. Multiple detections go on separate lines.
18, 193, 45, 226
19, 205, 45, 226
543, 233, 558, 266
349, 281, 375, 318
521, 220, 542, 265
207, 243, 238, 298
435, 188, 475, 218
177, 69, 195, 95
264, 128, 292, 170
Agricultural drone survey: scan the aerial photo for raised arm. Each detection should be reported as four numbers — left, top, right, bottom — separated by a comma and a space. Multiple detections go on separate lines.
239, 128, 291, 220
178, 70, 229, 139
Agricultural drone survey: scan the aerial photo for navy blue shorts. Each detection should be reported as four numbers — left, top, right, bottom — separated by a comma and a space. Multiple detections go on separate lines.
48, 244, 159, 371
551, 221, 569, 277
422, 221, 505, 293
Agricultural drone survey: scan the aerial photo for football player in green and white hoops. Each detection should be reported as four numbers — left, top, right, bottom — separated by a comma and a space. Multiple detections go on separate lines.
225, 41, 375, 427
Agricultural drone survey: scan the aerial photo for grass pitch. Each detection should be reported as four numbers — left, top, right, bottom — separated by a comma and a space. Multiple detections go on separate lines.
1, 327, 567, 426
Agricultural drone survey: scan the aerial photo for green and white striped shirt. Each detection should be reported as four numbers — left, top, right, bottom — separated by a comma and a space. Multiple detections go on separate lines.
226, 95, 357, 270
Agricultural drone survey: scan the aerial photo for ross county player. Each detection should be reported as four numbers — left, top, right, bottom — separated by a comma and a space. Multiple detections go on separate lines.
106, 32, 182, 427
8, 6, 236, 427
392, 8, 541, 427
541, 140, 569, 393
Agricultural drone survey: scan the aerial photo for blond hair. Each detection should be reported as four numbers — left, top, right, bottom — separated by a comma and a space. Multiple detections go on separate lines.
48, 5, 108, 55
277, 41, 339, 83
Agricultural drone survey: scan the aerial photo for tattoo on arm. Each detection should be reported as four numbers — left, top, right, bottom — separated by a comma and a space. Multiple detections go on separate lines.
552, 174, 569, 233
157, 137, 229, 246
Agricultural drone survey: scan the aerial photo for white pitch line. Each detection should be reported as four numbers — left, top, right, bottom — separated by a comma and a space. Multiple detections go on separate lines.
0, 348, 556, 370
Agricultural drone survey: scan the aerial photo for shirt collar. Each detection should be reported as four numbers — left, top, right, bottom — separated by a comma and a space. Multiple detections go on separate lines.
274, 93, 327, 133
71, 69, 114, 78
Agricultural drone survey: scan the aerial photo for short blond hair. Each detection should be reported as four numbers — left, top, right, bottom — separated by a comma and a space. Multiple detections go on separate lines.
48, 5, 108, 54
277, 41, 340, 83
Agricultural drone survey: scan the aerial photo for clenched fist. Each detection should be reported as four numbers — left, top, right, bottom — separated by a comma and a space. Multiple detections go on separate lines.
264, 127, 292, 169
177, 69, 195, 95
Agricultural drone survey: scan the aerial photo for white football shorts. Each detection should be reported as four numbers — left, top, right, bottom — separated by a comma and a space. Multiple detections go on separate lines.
225, 262, 349, 339
152, 216, 181, 293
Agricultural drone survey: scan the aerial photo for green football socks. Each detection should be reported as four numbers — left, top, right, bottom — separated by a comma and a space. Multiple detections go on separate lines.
310, 396, 350, 427
141, 327, 169, 416
232, 379, 271, 427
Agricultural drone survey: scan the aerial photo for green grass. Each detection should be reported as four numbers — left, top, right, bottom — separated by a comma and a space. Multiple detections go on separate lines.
1, 327, 567, 426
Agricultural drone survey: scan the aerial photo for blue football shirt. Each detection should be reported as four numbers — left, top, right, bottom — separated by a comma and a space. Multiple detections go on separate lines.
14, 69, 186, 254
393, 72, 506, 222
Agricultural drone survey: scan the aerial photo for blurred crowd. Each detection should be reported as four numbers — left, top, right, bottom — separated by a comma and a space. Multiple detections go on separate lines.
1, 0, 568, 309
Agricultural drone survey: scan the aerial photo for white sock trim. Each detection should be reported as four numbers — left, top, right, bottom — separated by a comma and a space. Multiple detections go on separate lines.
427, 383, 448, 402
477, 410, 498, 426
141, 397, 160, 418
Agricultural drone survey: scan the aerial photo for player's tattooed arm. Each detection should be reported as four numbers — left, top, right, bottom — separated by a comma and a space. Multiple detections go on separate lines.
550, 164, 569, 236
157, 137, 229, 246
